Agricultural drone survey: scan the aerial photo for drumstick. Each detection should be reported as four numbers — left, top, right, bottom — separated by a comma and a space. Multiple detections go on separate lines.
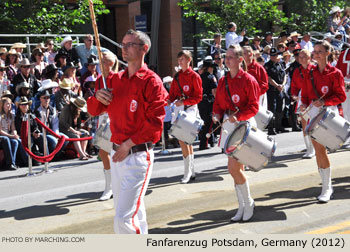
301, 93, 326, 116
167, 97, 185, 116
206, 118, 230, 138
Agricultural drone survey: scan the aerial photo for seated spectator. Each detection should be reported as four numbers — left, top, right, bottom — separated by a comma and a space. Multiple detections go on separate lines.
14, 81, 34, 110
80, 54, 99, 95
278, 31, 289, 45
12, 58, 40, 97
0, 97, 28, 167
251, 36, 263, 52
262, 45, 271, 63
14, 96, 41, 165
54, 36, 80, 68
300, 32, 314, 52
0, 62, 10, 96
54, 78, 78, 114
61, 62, 81, 96
83, 75, 97, 101
332, 32, 343, 50
289, 32, 301, 49
55, 51, 68, 79
74, 34, 109, 75
11, 42, 27, 62
43, 63, 60, 84
59, 96, 90, 160
277, 42, 287, 53
34, 79, 58, 109
31, 48, 48, 81
5, 49, 20, 83
43, 39, 56, 64
34, 90, 68, 157
261, 32, 273, 48
0, 47, 7, 63
1, 90, 15, 114
328, 6, 343, 34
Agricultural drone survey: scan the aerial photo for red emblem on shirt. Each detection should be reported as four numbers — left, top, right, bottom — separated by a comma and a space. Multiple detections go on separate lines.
232, 94, 240, 103
321, 86, 329, 94
130, 100, 138, 112
183, 85, 190, 92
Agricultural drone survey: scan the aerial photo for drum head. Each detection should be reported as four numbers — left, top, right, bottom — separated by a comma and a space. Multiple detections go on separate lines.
306, 108, 328, 133
224, 122, 248, 155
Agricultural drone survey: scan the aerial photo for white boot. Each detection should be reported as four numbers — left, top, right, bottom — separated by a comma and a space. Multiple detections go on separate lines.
190, 154, 196, 180
181, 155, 192, 184
302, 135, 315, 159
317, 167, 333, 203
99, 169, 113, 201
231, 185, 245, 222
237, 180, 255, 221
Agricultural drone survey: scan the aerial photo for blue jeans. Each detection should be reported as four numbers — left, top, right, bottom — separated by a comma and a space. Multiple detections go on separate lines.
0, 136, 17, 167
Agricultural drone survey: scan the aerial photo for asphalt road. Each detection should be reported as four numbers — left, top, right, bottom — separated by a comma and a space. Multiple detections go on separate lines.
0, 130, 350, 234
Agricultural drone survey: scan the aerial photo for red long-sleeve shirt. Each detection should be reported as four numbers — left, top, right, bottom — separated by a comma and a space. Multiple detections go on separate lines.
336, 48, 350, 77
301, 64, 346, 107
86, 64, 168, 145
213, 69, 260, 121
290, 64, 312, 97
168, 67, 202, 105
247, 60, 269, 96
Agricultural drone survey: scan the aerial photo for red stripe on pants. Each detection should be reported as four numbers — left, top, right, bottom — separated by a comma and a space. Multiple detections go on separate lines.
131, 151, 151, 234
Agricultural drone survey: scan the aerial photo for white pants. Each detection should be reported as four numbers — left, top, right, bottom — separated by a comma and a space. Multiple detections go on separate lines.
110, 149, 154, 234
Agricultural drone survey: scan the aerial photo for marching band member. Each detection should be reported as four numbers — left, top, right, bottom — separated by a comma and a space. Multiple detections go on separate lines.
290, 49, 315, 159
242, 45, 269, 108
300, 40, 346, 203
88, 29, 168, 234
168, 50, 202, 184
212, 45, 260, 222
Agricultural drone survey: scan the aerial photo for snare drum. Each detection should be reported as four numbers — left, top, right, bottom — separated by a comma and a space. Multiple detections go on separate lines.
224, 121, 277, 171
306, 107, 350, 151
169, 110, 204, 145
254, 106, 273, 130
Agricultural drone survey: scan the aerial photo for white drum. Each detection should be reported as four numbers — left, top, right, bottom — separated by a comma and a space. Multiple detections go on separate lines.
306, 107, 350, 151
224, 121, 277, 172
169, 110, 204, 145
254, 106, 273, 130
93, 115, 113, 153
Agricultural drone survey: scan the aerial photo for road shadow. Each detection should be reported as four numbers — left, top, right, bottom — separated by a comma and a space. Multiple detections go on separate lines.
0, 192, 101, 221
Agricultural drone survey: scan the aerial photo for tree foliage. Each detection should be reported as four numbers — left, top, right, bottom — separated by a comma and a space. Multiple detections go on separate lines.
0, 0, 109, 34
178, 0, 289, 37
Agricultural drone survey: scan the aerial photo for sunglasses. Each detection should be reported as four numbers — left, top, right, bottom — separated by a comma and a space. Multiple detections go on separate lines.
22, 66, 30, 69
41, 96, 50, 99
214, 57, 222, 60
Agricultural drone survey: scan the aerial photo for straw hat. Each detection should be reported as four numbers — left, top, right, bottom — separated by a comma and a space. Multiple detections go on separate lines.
283, 51, 293, 57
15, 96, 32, 107
5, 49, 20, 57
0, 47, 7, 55
70, 96, 87, 112
15, 81, 32, 94
35, 43, 48, 51
329, 6, 343, 15
38, 79, 59, 92
11, 42, 26, 49
289, 31, 301, 37
1, 90, 14, 100
60, 78, 74, 90
16, 58, 34, 69
60, 36, 73, 47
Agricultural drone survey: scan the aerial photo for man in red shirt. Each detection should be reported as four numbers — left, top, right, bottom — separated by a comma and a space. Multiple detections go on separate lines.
88, 29, 168, 234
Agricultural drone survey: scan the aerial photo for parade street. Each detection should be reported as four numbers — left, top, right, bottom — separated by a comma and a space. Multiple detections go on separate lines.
0, 130, 350, 234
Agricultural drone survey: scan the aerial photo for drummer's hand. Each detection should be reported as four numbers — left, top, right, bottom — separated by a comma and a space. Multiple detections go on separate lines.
112, 139, 134, 162
299, 104, 306, 112
212, 114, 220, 123
228, 114, 237, 123
276, 84, 283, 92
291, 95, 298, 101
96, 88, 113, 106
312, 99, 325, 107
175, 100, 184, 107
